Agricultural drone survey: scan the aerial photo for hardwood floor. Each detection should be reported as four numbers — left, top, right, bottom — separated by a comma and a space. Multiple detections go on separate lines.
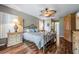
0, 38, 72, 54
57, 37, 72, 54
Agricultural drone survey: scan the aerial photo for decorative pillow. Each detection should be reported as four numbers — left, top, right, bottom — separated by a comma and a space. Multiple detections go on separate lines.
24, 28, 30, 32
30, 29, 35, 32
30, 28, 38, 32
34, 29, 38, 32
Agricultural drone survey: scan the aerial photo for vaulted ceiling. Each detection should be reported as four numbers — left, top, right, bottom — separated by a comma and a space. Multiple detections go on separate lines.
5, 4, 79, 20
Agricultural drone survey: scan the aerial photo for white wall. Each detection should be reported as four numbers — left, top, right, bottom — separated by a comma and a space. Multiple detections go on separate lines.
24, 17, 39, 28
59, 17, 64, 37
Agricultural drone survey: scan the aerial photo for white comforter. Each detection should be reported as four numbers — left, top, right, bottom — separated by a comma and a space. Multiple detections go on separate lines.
23, 32, 55, 49
23, 32, 45, 49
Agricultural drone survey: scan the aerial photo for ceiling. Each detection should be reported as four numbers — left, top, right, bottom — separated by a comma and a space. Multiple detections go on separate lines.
5, 4, 79, 20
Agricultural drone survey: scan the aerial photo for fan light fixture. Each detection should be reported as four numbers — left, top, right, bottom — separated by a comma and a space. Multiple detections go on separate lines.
40, 8, 56, 17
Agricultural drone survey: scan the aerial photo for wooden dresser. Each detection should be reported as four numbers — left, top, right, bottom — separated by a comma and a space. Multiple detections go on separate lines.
64, 13, 76, 42
64, 12, 79, 53
7, 32, 23, 47
64, 13, 76, 53
72, 12, 79, 54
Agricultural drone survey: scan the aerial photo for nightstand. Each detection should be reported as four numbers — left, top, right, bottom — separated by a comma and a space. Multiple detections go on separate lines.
7, 32, 23, 47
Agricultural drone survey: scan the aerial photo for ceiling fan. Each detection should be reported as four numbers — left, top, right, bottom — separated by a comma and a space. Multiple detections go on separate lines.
40, 8, 56, 17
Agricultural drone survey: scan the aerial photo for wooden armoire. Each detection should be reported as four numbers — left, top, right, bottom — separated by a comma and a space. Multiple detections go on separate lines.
64, 13, 76, 53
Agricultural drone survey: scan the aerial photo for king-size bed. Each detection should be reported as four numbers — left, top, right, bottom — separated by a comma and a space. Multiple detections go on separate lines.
23, 30, 56, 49
23, 24, 56, 50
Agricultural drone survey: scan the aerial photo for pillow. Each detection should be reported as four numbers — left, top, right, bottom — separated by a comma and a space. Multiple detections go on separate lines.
30, 28, 38, 32
30, 29, 35, 32
34, 29, 38, 32
24, 28, 30, 32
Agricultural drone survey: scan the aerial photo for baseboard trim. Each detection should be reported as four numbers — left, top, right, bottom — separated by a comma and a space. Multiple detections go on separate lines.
59, 36, 64, 39
60, 36, 64, 38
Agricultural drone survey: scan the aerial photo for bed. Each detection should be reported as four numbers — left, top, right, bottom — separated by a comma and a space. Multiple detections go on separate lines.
23, 32, 56, 49
23, 24, 56, 49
